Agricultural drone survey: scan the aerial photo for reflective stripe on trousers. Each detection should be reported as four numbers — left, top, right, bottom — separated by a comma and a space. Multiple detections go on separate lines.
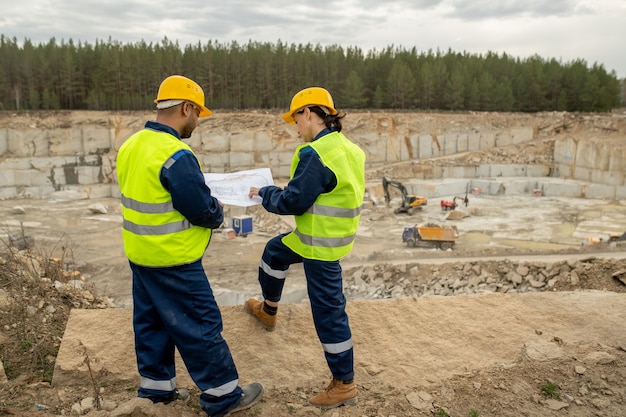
258, 234, 354, 380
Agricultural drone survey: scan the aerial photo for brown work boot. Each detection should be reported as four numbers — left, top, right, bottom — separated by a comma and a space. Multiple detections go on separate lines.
244, 298, 276, 331
309, 379, 357, 409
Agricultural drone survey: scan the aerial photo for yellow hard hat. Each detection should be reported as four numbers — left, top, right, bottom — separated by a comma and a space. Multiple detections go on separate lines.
154, 75, 213, 117
282, 87, 337, 124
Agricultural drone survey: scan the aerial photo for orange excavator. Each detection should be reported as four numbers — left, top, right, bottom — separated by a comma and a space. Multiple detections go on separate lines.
382, 177, 427, 215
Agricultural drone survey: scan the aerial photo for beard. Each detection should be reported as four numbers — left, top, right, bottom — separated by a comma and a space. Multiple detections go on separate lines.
180, 120, 196, 139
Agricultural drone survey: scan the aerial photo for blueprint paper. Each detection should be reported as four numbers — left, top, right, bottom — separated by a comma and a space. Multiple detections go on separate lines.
203, 168, 274, 207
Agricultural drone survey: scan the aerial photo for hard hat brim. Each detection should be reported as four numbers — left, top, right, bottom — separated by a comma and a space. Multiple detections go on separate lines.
282, 110, 297, 124
198, 105, 213, 118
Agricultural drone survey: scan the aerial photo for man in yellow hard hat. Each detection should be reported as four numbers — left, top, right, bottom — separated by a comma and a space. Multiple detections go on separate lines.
116, 75, 263, 417
247, 86, 366, 409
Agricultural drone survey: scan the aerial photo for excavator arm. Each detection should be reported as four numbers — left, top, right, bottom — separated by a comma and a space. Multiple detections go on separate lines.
382, 176, 409, 207
382, 177, 427, 213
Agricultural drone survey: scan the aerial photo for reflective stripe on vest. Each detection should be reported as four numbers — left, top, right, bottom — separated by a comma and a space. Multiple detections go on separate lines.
282, 131, 365, 261
122, 218, 192, 235
121, 194, 175, 214
306, 204, 362, 218
117, 128, 211, 267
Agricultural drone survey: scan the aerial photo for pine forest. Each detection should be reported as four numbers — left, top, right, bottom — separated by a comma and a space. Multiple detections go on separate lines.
0, 35, 621, 113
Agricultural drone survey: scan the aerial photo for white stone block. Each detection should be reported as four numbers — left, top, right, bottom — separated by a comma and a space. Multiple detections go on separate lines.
467, 134, 481, 152
0, 186, 18, 199
28, 157, 65, 170
255, 131, 273, 152
274, 151, 295, 167
78, 166, 101, 185
230, 132, 256, 152
495, 132, 513, 147
202, 133, 230, 153
251, 151, 272, 166
8, 129, 49, 157
573, 167, 592, 182
18, 186, 44, 198
0, 128, 7, 155
542, 182, 583, 197
591, 169, 624, 186
13, 170, 33, 186
442, 134, 458, 156
83, 127, 113, 155
575, 141, 595, 169
0, 168, 15, 187
526, 166, 552, 177
358, 133, 386, 163
272, 165, 291, 179
228, 152, 255, 167
609, 147, 626, 172
585, 183, 616, 199
398, 134, 415, 161
49, 128, 82, 155
201, 153, 230, 171
386, 135, 404, 162
30, 169, 53, 186
182, 134, 201, 150
553, 137, 576, 164
457, 134, 468, 153
441, 166, 476, 178
83, 184, 115, 199
479, 133, 496, 150
511, 127, 533, 144
51, 168, 68, 186
418, 135, 433, 159
503, 180, 538, 195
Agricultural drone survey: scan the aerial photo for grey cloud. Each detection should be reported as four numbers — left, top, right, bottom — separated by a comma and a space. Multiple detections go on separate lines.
444, 0, 583, 20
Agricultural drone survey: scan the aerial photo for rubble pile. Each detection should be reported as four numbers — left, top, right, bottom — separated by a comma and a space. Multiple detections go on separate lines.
0, 247, 115, 384
344, 257, 626, 300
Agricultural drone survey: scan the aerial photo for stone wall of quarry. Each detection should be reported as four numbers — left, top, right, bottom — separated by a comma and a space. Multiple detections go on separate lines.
0, 110, 625, 200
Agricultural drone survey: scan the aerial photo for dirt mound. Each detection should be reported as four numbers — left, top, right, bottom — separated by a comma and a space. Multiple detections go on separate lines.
1, 244, 626, 417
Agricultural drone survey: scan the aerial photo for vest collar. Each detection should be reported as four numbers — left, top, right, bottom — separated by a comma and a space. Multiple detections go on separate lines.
313, 127, 337, 141
145, 121, 181, 140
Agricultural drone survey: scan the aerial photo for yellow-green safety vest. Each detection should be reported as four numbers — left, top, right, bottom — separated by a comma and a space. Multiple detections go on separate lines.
282, 131, 366, 261
116, 128, 211, 267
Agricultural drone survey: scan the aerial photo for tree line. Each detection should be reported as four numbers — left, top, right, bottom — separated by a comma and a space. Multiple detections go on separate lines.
0, 35, 622, 113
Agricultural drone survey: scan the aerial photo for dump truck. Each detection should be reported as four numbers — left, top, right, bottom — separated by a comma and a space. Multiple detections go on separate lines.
402, 224, 459, 250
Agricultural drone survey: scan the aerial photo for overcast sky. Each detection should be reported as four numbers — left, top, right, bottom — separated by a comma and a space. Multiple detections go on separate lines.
2, 0, 625, 78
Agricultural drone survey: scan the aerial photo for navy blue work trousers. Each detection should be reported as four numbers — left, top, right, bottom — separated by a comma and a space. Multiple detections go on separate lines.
258, 233, 354, 381
131, 260, 242, 416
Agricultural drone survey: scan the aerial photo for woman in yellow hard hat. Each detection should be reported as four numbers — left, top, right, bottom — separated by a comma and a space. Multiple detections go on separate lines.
247, 87, 366, 409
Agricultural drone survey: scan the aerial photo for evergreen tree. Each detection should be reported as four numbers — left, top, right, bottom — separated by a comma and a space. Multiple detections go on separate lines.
0, 35, 620, 112
341, 70, 368, 108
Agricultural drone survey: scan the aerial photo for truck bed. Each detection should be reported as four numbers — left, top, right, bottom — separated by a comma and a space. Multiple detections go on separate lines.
417, 226, 458, 241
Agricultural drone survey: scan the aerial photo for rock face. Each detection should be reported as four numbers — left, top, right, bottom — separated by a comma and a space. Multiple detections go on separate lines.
1, 110, 625, 199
